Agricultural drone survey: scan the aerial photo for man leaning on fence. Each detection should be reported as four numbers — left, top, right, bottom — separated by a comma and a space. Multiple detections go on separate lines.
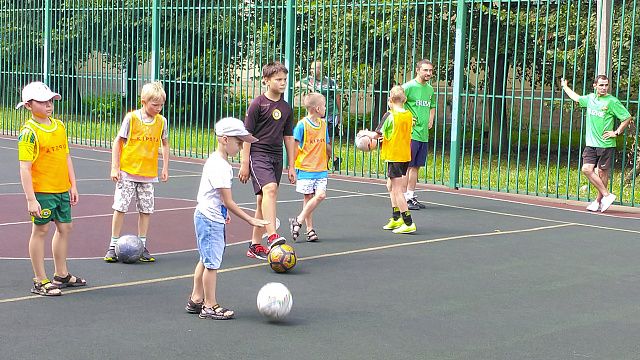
561, 75, 633, 213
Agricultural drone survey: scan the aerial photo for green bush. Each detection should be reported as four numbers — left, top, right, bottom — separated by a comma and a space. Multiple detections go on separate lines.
82, 93, 123, 121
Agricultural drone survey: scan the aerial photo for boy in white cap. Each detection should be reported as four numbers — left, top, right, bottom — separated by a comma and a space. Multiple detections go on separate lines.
185, 117, 269, 319
17, 81, 86, 296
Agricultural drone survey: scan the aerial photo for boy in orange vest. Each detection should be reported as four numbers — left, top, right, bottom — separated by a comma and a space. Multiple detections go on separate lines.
288, 92, 331, 242
374, 86, 416, 234
104, 81, 170, 263
17, 81, 86, 295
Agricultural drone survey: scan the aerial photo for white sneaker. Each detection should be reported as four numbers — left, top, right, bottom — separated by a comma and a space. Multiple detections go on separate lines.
600, 194, 616, 212
586, 201, 601, 212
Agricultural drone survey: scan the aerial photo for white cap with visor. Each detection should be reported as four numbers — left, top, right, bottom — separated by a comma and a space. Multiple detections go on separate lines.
16, 82, 62, 109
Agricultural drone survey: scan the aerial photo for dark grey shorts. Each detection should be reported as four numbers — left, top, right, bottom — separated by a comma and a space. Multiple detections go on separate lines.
582, 146, 614, 170
249, 151, 283, 195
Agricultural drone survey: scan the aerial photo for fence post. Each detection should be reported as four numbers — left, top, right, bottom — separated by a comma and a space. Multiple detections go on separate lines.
449, 0, 467, 189
284, 0, 295, 102
596, 0, 612, 76
283, 0, 296, 166
151, 0, 161, 80
43, 0, 52, 84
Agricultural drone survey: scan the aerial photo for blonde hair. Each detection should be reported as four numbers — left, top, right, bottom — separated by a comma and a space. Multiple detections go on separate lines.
388, 85, 406, 104
303, 92, 326, 109
140, 81, 166, 103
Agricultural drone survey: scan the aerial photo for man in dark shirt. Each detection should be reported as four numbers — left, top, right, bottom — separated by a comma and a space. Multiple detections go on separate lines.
239, 61, 296, 260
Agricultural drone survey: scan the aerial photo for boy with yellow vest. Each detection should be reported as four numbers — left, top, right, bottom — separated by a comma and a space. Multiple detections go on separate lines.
289, 93, 331, 242
104, 81, 170, 263
374, 86, 416, 234
17, 81, 86, 296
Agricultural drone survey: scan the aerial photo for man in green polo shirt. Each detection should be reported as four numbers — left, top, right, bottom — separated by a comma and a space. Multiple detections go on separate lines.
402, 59, 437, 210
561, 75, 632, 213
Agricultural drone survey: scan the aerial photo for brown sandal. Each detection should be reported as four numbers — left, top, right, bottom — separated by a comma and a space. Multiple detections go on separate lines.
52, 273, 87, 288
31, 279, 62, 296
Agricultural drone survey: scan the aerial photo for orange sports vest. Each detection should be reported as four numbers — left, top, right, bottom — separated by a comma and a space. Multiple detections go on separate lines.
120, 112, 164, 177
380, 110, 412, 162
294, 117, 328, 172
21, 118, 71, 193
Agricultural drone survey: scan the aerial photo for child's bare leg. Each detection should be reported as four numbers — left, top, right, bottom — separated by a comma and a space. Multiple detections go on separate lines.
391, 177, 407, 212
52, 221, 73, 277
138, 212, 150, 239
190, 261, 205, 303
260, 183, 278, 236
202, 268, 218, 308
111, 210, 125, 237
299, 191, 326, 230
302, 194, 313, 229
386, 178, 397, 208
252, 194, 264, 244
29, 223, 50, 282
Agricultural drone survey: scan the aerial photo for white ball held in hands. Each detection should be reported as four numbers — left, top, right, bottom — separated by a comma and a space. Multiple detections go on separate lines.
355, 129, 378, 152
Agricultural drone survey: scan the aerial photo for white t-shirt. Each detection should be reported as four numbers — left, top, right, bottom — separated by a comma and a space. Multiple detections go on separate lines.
195, 152, 232, 223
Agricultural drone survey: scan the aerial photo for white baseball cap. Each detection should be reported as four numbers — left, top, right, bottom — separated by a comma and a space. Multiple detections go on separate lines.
16, 81, 62, 109
215, 117, 258, 143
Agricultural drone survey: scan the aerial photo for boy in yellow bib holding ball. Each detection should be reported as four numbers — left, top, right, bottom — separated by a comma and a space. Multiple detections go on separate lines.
17, 81, 86, 296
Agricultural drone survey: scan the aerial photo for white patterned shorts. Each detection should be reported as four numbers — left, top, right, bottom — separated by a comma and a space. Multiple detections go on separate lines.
112, 180, 155, 214
295, 178, 328, 195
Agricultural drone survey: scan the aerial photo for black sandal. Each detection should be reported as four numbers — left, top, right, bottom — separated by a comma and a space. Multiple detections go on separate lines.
52, 273, 87, 288
306, 229, 319, 242
31, 278, 62, 296
289, 217, 302, 242
199, 304, 235, 320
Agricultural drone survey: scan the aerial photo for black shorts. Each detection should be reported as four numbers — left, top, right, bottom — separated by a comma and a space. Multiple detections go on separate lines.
249, 151, 283, 195
582, 146, 614, 170
387, 161, 409, 179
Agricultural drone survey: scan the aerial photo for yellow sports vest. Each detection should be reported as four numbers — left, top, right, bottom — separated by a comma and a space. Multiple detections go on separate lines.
381, 110, 412, 162
120, 112, 164, 177
21, 118, 71, 193
294, 117, 328, 172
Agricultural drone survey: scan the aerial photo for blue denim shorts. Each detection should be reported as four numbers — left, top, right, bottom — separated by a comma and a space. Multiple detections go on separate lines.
194, 210, 226, 270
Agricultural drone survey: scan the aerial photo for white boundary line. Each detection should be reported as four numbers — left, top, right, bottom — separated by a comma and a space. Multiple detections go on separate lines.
0, 223, 575, 303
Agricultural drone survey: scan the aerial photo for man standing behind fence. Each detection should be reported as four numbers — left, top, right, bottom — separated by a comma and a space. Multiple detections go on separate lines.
298, 61, 342, 170
561, 75, 632, 213
402, 59, 436, 211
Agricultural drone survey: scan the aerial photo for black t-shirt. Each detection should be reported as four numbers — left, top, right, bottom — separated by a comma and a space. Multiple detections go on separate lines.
244, 94, 294, 155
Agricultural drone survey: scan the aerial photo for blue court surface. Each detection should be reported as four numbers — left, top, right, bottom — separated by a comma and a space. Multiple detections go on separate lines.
1, 136, 640, 360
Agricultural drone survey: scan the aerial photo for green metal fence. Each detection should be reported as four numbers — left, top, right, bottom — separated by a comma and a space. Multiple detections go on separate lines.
1, 1, 639, 206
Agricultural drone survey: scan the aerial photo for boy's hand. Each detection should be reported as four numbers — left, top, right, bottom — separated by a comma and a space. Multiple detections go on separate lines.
249, 218, 270, 227
225, 214, 231, 224
27, 199, 42, 218
238, 163, 250, 183
288, 167, 296, 184
69, 187, 79, 206
110, 167, 121, 182
161, 168, 169, 182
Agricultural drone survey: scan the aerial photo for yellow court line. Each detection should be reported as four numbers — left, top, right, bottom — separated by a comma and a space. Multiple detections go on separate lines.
0, 223, 575, 304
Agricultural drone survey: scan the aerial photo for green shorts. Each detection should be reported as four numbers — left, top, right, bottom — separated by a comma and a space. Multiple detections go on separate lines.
33, 192, 72, 225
